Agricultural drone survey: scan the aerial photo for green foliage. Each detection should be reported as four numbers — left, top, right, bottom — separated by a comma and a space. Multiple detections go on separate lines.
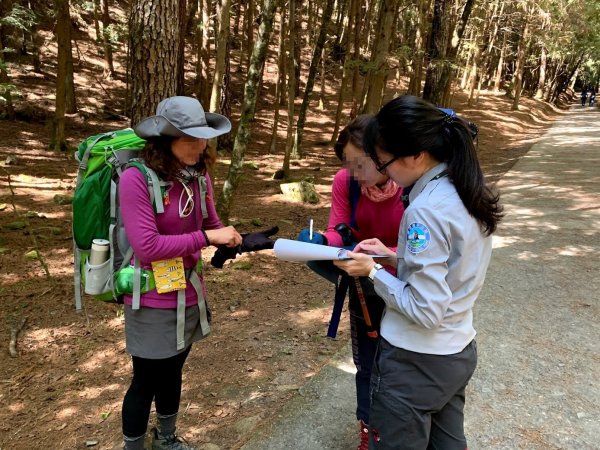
0, 83, 21, 102
0, 5, 37, 32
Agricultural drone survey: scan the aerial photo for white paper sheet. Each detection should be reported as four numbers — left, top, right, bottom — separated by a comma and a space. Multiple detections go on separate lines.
273, 239, 387, 262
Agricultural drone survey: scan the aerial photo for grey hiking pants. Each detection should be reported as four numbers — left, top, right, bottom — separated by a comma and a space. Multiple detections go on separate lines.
369, 338, 477, 450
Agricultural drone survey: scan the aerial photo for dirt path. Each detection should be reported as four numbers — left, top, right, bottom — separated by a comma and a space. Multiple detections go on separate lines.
466, 105, 600, 449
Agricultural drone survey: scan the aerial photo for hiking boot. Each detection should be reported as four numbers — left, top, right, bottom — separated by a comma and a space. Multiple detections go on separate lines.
357, 419, 369, 450
152, 428, 195, 450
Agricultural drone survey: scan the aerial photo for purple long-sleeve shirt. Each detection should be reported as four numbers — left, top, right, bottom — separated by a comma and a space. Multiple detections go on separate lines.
119, 166, 223, 308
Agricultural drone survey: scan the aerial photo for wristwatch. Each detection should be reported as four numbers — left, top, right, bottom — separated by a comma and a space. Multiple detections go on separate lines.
368, 263, 384, 282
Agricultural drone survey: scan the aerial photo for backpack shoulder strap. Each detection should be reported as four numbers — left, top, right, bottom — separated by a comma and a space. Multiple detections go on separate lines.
126, 160, 165, 214
349, 176, 361, 230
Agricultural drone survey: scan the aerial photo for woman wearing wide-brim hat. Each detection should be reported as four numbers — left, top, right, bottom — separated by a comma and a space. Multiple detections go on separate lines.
119, 96, 242, 450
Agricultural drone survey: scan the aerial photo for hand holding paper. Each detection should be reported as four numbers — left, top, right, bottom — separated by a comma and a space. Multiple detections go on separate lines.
273, 238, 388, 263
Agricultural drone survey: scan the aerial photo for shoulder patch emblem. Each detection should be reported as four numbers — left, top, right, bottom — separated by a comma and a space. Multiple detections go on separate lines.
406, 222, 431, 254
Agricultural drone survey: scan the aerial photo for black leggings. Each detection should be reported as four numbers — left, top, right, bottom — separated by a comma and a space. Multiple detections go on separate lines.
122, 346, 191, 438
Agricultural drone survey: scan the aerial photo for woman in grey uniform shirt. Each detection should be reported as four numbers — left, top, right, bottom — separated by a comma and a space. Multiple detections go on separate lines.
335, 95, 503, 450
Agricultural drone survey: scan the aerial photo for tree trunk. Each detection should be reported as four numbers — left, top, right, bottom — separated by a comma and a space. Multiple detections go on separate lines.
511, 13, 530, 110
493, 32, 506, 92
330, 0, 356, 143
407, 0, 429, 96
292, 0, 302, 97
291, 0, 335, 159
217, 34, 233, 152
436, 0, 475, 103
363, 0, 398, 114
101, 0, 115, 78
176, 0, 187, 94
318, 45, 326, 110
210, 0, 231, 113
349, 0, 364, 117
198, 0, 212, 106
64, 3, 76, 114
269, 4, 287, 154
244, 0, 254, 71
282, 0, 297, 176
535, 46, 547, 99
93, 0, 101, 41
128, 0, 182, 125
216, 0, 277, 223
51, 0, 70, 151
422, 0, 451, 105
28, 1, 43, 73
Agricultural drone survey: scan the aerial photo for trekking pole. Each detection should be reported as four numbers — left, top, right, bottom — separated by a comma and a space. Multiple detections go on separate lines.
353, 277, 378, 339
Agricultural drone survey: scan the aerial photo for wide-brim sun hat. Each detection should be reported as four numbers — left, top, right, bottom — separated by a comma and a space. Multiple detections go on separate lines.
134, 96, 231, 139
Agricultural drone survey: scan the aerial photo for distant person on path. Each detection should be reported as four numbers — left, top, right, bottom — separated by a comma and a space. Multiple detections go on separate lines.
297, 115, 404, 450
119, 96, 242, 450
581, 88, 588, 106
334, 95, 503, 450
589, 90, 596, 107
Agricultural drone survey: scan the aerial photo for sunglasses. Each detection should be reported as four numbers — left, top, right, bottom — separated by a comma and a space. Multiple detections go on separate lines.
179, 182, 194, 218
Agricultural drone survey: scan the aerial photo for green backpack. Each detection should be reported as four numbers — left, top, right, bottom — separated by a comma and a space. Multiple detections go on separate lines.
72, 128, 211, 350
72, 128, 166, 309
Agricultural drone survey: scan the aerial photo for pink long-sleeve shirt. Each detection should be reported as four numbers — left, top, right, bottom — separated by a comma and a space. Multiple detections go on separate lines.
323, 169, 404, 251
118, 166, 222, 309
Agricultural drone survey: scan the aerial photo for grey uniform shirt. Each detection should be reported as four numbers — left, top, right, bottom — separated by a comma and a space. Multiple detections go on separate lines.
373, 162, 492, 355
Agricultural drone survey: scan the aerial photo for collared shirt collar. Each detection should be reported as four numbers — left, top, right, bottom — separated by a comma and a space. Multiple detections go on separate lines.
408, 162, 449, 205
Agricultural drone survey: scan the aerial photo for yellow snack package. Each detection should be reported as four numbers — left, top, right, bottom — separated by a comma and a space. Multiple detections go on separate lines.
151, 257, 187, 294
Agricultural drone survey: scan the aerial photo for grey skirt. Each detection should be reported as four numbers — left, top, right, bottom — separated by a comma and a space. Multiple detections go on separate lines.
124, 304, 210, 359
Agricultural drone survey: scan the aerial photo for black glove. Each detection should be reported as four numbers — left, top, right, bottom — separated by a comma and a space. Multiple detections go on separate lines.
210, 245, 241, 268
241, 226, 279, 252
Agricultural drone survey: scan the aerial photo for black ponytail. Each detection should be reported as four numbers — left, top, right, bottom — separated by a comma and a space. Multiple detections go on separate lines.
364, 95, 503, 235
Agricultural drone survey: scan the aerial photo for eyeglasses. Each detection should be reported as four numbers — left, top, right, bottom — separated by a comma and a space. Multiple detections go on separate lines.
179, 182, 194, 218
375, 156, 401, 174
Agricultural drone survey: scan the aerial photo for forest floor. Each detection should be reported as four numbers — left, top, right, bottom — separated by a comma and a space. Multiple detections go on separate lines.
0, 28, 578, 450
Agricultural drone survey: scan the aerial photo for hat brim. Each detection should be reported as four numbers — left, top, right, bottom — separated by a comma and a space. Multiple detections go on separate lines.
134, 112, 232, 139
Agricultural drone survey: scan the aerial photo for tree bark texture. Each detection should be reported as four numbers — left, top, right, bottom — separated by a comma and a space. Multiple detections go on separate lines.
128, 0, 182, 125
51, 0, 69, 151
422, 0, 451, 105
216, 0, 277, 223
283, 0, 297, 175
101, 0, 115, 78
363, 0, 399, 114
511, 12, 530, 110
437, 0, 475, 104
210, 0, 232, 113
330, 0, 357, 143
269, 4, 287, 154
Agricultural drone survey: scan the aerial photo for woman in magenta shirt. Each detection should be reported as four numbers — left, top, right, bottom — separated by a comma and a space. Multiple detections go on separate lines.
119, 96, 242, 450
299, 115, 404, 450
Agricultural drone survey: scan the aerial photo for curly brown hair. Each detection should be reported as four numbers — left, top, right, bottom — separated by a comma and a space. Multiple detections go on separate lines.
140, 137, 216, 181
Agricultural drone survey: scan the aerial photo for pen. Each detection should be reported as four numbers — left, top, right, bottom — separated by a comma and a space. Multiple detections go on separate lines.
309, 218, 313, 241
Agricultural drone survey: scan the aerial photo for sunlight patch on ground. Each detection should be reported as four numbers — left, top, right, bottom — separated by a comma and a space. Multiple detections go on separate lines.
80, 349, 123, 373
550, 245, 597, 257
492, 235, 521, 249
286, 307, 330, 328
56, 406, 78, 420
8, 402, 25, 413
516, 251, 539, 261
77, 384, 122, 401
333, 359, 357, 375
